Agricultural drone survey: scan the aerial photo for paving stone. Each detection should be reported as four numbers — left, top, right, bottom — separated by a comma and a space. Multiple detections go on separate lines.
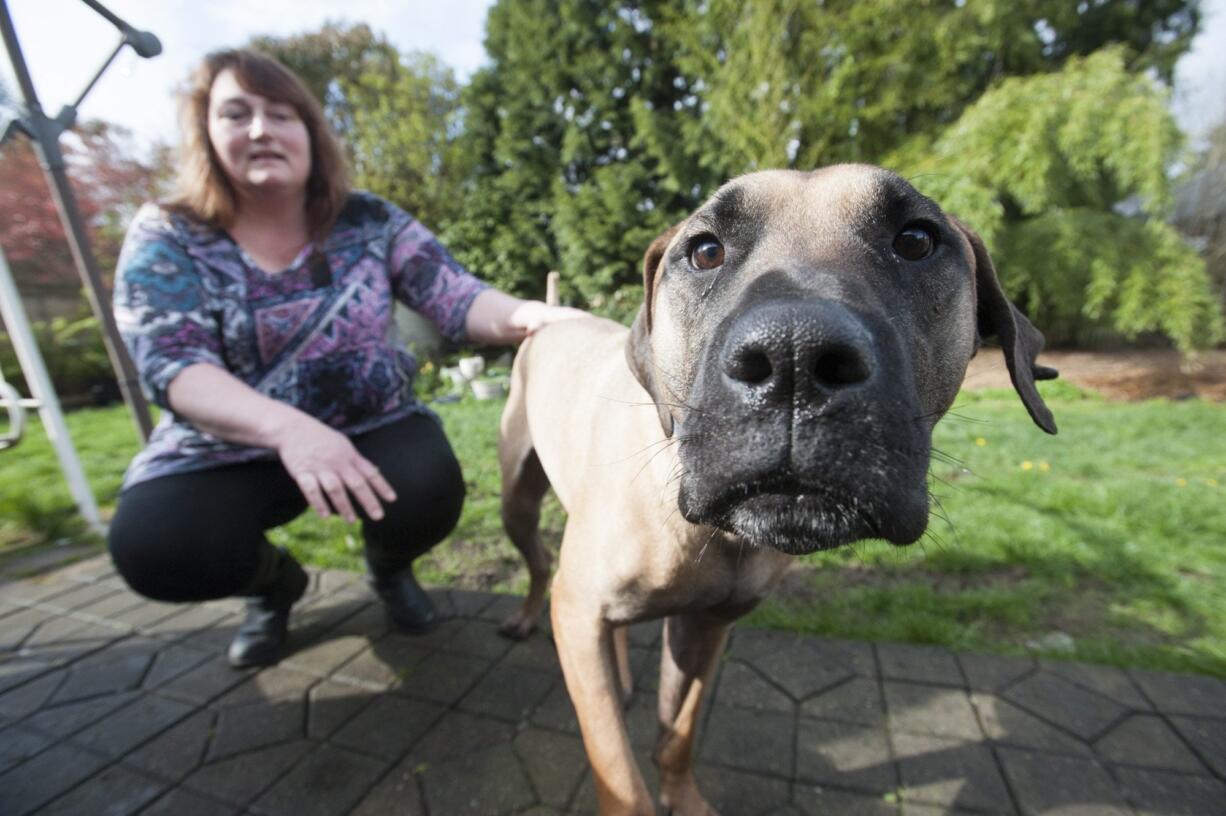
208, 699, 305, 761
53, 554, 116, 582
183, 739, 315, 806
971, 692, 1091, 756
1093, 713, 1208, 772
624, 690, 661, 749
692, 763, 791, 815
877, 643, 964, 687
459, 662, 555, 722
514, 728, 589, 808
0, 668, 63, 719
802, 677, 887, 727
26, 689, 141, 737
632, 645, 662, 692
435, 618, 515, 661
331, 638, 431, 690
1, 575, 81, 607
1128, 669, 1226, 718
714, 659, 796, 713
793, 785, 900, 815
72, 587, 153, 624
50, 638, 158, 704
795, 718, 898, 795
252, 742, 388, 816
104, 599, 188, 631
157, 655, 254, 704
307, 678, 375, 739
501, 630, 562, 673
701, 704, 795, 777
124, 708, 215, 781
957, 653, 1036, 693
39, 762, 167, 816
214, 665, 318, 707
350, 758, 427, 815
892, 732, 1015, 814
0, 723, 53, 774
286, 591, 370, 646
392, 650, 491, 705
141, 604, 234, 643
627, 618, 663, 648
755, 643, 859, 701
448, 588, 496, 618
419, 742, 536, 816
476, 593, 528, 626
884, 682, 982, 740
729, 627, 816, 662
531, 680, 580, 734
284, 632, 373, 678
1004, 671, 1127, 741
1041, 659, 1152, 710
996, 747, 1130, 815
332, 695, 445, 760
0, 607, 58, 651
412, 709, 516, 763
315, 568, 361, 598
19, 615, 121, 664
33, 576, 126, 614
1169, 715, 1226, 777
141, 643, 214, 689
0, 740, 108, 816
140, 788, 240, 816
72, 692, 196, 758
1112, 765, 1226, 816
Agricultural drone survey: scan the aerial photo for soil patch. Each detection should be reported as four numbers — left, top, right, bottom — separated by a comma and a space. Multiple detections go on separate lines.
962, 348, 1226, 401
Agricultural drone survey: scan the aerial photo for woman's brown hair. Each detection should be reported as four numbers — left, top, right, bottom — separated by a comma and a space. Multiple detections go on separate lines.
169, 48, 349, 239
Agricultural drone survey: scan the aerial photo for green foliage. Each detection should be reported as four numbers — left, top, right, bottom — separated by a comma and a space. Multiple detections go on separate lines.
894, 50, 1223, 351
0, 309, 116, 401
346, 52, 464, 229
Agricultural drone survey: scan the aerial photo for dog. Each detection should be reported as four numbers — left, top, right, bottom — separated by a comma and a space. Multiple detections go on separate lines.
496, 164, 1057, 815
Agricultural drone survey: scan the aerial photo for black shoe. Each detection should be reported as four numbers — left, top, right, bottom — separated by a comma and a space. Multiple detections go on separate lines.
227, 548, 309, 668
369, 566, 438, 634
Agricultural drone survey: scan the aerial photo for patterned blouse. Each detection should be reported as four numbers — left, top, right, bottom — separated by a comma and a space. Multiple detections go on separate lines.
112, 191, 489, 490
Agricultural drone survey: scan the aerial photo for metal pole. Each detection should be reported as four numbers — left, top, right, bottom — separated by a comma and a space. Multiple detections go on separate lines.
0, 0, 153, 442
0, 244, 104, 536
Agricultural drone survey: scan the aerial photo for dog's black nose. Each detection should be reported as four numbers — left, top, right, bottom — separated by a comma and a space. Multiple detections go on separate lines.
722, 301, 876, 402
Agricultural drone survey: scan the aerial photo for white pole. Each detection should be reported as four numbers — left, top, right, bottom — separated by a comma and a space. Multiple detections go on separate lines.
0, 244, 105, 536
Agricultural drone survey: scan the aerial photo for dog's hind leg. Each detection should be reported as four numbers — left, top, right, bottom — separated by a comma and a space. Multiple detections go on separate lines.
654, 611, 733, 816
613, 625, 634, 705
497, 377, 554, 640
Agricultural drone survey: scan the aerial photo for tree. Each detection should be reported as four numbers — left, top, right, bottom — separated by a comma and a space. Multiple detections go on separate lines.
249, 22, 399, 140
893, 50, 1222, 352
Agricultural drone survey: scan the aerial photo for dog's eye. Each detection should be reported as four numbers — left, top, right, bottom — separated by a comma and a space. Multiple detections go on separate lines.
893, 224, 936, 261
690, 238, 725, 270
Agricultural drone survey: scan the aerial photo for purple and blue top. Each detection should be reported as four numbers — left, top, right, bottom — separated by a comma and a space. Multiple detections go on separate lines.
112, 191, 489, 490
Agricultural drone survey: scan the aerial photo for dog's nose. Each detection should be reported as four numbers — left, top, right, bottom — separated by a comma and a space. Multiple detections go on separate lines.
722, 301, 875, 402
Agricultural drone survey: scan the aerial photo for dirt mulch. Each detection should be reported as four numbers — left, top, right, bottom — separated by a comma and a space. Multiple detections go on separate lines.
962, 348, 1226, 401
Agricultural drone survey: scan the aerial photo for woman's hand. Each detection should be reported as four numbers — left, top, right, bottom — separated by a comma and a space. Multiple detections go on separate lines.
506, 300, 589, 338
465, 290, 589, 345
273, 415, 397, 523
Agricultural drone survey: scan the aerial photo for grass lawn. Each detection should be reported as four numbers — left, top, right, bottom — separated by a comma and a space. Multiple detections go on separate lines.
2, 381, 1223, 677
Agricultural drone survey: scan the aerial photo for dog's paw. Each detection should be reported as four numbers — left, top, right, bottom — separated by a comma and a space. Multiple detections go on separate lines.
498, 613, 537, 640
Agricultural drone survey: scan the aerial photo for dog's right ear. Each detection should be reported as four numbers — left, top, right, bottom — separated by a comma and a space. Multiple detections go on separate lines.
626, 223, 682, 438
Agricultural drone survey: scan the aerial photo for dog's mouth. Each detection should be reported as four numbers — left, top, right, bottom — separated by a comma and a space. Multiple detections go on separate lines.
685, 473, 928, 555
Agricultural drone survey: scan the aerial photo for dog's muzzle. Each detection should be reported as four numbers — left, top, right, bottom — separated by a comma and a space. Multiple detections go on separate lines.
676, 299, 932, 553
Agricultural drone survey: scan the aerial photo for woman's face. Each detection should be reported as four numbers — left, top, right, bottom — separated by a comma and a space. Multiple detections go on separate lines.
207, 68, 311, 197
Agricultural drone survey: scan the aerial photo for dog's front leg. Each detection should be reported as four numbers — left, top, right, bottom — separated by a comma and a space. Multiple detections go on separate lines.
551, 575, 654, 815
654, 611, 733, 816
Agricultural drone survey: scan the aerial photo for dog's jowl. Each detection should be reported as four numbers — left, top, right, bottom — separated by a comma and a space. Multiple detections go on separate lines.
497, 164, 1057, 816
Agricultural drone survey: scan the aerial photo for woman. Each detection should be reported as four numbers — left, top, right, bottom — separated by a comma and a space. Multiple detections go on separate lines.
108, 48, 582, 668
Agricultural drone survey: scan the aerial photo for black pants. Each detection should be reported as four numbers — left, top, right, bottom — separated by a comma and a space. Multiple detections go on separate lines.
108, 413, 465, 603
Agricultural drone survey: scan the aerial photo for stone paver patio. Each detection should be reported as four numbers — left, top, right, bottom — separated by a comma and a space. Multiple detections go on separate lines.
1, 554, 1223, 815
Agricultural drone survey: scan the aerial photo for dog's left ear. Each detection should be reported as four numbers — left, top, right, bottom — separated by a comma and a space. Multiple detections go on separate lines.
951, 217, 1059, 435
626, 223, 682, 437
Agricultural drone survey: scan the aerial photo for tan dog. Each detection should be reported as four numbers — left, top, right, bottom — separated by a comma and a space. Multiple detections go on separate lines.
497, 165, 1057, 815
